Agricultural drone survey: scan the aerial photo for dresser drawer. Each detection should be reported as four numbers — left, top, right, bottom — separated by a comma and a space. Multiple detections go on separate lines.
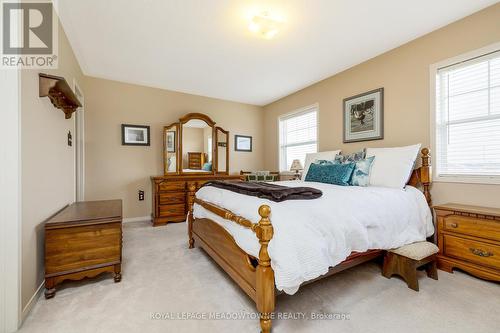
159, 204, 186, 217
444, 215, 500, 241
158, 181, 185, 192
159, 192, 185, 205
443, 235, 500, 270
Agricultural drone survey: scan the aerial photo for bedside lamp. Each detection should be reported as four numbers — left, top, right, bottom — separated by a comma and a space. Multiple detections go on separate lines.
290, 159, 303, 180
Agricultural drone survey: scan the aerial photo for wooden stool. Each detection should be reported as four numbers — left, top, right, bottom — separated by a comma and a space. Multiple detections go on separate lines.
382, 241, 439, 291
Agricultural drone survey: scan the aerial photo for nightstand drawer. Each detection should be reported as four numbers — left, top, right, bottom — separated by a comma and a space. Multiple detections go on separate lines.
444, 235, 500, 270
444, 215, 500, 241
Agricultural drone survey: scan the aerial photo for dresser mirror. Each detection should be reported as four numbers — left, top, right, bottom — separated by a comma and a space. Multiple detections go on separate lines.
215, 127, 229, 174
163, 123, 179, 174
163, 113, 229, 176
181, 118, 213, 173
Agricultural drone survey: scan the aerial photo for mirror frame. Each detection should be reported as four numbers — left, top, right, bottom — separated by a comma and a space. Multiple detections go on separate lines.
163, 122, 179, 174
179, 113, 216, 176
215, 126, 229, 175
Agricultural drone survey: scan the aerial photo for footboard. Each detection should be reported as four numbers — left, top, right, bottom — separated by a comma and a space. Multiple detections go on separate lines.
187, 184, 275, 333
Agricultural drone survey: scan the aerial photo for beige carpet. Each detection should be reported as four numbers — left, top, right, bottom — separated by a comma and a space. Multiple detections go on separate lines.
20, 221, 500, 333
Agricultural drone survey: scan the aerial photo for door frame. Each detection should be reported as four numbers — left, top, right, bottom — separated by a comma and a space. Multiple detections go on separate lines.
0, 69, 22, 333
73, 79, 85, 202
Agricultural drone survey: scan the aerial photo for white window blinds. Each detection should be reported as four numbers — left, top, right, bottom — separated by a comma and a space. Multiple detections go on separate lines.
279, 106, 318, 171
436, 50, 500, 179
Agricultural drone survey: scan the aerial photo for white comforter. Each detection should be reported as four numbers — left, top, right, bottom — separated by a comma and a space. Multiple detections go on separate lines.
193, 181, 434, 295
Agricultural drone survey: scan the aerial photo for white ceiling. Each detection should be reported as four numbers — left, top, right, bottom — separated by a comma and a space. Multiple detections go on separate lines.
55, 0, 499, 106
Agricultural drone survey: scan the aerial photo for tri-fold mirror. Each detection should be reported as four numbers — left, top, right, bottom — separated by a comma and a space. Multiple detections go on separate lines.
163, 113, 229, 175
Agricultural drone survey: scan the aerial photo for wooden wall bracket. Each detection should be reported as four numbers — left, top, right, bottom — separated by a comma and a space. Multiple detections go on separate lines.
39, 73, 82, 119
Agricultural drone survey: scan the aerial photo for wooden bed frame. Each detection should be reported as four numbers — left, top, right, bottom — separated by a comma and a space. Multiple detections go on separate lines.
187, 148, 432, 333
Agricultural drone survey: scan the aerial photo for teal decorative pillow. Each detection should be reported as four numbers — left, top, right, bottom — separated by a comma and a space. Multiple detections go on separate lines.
202, 162, 212, 171
305, 162, 355, 186
350, 156, 375, 186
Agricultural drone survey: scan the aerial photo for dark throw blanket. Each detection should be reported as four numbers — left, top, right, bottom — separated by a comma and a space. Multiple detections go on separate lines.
202, 180, 322, 202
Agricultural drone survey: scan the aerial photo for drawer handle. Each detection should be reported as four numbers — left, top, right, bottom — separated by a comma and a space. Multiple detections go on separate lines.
450, 223, 458, 228
469, 248, 494, 257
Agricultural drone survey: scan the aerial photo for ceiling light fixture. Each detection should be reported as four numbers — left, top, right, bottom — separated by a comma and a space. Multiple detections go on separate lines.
248, 11, 283, 39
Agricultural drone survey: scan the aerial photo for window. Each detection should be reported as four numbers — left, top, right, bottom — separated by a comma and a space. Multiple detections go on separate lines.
435, 50, 500, 181
279, 105, 318, 171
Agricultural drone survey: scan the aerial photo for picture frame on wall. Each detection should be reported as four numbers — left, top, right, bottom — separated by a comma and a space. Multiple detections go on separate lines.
166, 131, 176, 152
234, 135, 252, 152
343, 88, 384, 143
121, 124, 150, 146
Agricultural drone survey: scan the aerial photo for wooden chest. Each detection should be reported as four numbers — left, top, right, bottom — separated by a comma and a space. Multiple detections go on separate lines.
44, 200, 123, 298
434, 203, 500, 282
151, 174, 243, 226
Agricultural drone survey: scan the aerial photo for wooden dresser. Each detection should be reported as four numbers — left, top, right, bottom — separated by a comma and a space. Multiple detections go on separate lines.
434, 203, 500, 282
151, 174, 242, 226
188, 152, 206, 169
44, 200, 123, 298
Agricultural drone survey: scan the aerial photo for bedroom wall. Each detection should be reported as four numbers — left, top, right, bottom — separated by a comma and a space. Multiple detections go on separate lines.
83, 77, 264, 219
263, 3, 500, 208
20, 19, 84, 312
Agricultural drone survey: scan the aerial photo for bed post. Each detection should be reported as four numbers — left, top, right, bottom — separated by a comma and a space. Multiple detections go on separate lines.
420, 148, 432, 206
255, 205, 275, 333
187, 182, 196, 249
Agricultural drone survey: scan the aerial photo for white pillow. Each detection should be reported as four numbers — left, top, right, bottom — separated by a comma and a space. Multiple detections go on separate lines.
302, 150, 341, 181
366, 144, 421, 189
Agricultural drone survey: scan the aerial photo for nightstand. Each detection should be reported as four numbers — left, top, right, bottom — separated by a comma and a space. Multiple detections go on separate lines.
434, 203, 500, 282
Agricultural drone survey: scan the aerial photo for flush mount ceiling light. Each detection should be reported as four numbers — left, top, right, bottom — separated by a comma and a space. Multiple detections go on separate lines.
248, 12, 283, 39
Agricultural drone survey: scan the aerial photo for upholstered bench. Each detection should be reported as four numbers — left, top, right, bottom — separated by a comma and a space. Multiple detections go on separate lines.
382, 241, 439, 291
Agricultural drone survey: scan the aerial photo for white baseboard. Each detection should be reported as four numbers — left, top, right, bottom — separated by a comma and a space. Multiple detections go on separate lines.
21, 281, 44, 324
123, 216, 152, 223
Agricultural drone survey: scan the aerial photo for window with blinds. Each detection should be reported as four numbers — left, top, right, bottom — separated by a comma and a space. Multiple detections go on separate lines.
435, 50, 500, 180
279, 106, 318, 171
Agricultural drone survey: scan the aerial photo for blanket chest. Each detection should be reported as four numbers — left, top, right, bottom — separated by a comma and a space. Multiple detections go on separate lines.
44, 200, 123, 298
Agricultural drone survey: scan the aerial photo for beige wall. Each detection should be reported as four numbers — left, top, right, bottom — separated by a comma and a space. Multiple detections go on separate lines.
21, 21, 84, 310
263, 4, 500, 208
83, 77, 264, 219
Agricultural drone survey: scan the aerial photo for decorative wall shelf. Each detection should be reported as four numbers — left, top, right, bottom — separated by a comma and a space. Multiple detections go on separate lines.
39, 73, 82, 119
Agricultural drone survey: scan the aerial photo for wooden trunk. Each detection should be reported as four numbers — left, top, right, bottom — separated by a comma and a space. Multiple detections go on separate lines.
44, 200, 123, 298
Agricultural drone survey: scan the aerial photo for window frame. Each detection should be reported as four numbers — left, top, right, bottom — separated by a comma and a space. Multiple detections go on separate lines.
277, 103, 319, 172
430, 42, 500, 185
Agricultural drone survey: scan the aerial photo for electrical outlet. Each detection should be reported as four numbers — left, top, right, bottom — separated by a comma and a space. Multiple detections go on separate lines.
138, 190, 144, 201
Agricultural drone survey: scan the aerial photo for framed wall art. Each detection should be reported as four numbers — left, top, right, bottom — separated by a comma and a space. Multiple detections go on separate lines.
343, 88, 384, 143
234, 135, 252, 152
121, 124, 150, 146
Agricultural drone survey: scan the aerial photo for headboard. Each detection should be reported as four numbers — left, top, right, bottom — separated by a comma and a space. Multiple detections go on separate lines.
407, 148, 432, 206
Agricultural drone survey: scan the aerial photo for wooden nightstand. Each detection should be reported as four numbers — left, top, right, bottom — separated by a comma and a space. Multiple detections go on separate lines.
434, 203, 500, 282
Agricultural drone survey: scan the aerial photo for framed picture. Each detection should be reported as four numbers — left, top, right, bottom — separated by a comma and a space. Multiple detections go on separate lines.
166, 131, 176, 152
121, 124, 150, 146
343, 88, 384, 143
235, 135, 252, 152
